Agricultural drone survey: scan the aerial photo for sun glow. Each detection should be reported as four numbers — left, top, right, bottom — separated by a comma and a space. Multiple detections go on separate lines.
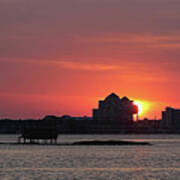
133, 100, 150, 117
134, 101, 143, 115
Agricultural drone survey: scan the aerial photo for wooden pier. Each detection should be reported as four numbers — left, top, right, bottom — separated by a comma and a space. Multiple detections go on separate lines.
18, 127, 58, 144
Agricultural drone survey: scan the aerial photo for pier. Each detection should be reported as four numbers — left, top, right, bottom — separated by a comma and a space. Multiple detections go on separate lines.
18, 127, 58, 144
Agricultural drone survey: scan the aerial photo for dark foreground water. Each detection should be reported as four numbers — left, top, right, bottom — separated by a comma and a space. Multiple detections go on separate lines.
0, 134, 180, 180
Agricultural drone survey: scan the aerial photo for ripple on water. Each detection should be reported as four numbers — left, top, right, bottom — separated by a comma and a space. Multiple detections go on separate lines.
0, 134, 180, 180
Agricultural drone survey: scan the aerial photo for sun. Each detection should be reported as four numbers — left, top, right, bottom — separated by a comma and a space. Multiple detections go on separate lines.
133, 101, 143, 115
133, 100, 150, 117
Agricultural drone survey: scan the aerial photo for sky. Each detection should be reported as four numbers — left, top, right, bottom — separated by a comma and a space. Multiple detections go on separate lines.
1, 0, 180, 119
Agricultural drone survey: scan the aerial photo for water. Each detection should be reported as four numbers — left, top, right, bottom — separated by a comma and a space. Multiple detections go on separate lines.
0, 134, 180, 180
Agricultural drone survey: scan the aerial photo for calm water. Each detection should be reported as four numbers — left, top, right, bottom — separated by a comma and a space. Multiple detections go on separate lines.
0, 134, 180, 180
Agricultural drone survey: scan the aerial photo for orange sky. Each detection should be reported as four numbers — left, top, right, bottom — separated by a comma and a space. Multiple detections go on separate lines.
0, 0, 180, 119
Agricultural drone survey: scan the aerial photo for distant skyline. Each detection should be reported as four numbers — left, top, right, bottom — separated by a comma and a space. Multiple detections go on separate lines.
1, 0, 180, 119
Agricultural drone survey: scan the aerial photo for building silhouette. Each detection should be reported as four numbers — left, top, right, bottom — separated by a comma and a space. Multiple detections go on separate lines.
1, 94, 180, 134
92, 93, 138, 125
162, 107, 180, 129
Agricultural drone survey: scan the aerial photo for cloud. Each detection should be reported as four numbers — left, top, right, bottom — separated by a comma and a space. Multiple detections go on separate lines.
81, 34, 180, 49
59, 61, 120, 71
0, 58, 121, 71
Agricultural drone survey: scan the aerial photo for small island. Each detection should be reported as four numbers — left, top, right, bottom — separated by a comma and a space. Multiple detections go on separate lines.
71, 140, 151, 146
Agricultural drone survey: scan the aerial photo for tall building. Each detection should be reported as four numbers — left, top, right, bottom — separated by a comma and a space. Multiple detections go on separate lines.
162, 107, 180, 128
92, 93, 138, 125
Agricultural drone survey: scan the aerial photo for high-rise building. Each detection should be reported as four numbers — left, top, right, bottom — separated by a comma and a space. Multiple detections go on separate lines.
162, 107, 180, 128
92, 93, 138, 125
